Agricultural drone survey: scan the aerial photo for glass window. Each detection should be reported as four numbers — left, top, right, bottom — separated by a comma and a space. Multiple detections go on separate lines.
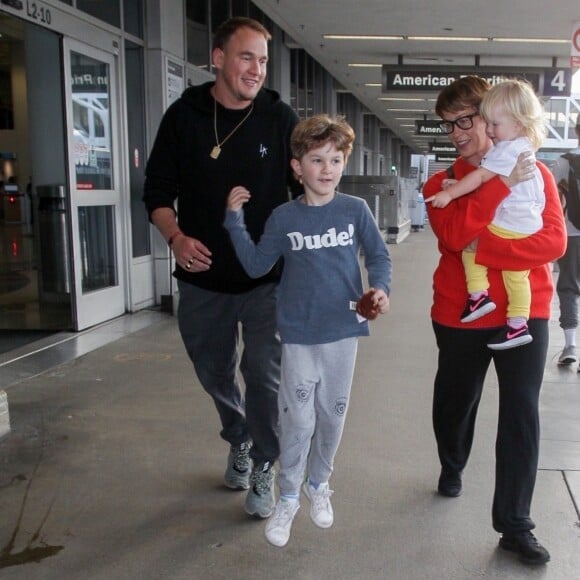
249, 3, 264, 22
232, 0, 249, 16
211, 0, 230, 33
544, 99, 566, 140
296, 50, 306, 119
77, 0, 120, 28
186, 0, 209, 68
306, 56, 314, 117
78, 205, 118, 292
70, 52, 113, 190
0, 65, 14, 130
186, 0, 207, 25
123, 0, 143, 38
290, 49, 298, 114
363, 115, 371, 148
186, 20, 210, 69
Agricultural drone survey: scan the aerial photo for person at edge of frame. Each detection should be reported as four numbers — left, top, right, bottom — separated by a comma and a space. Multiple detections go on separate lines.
552, 117, 580, 368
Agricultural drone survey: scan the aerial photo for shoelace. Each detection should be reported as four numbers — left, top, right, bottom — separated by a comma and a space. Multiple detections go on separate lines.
251, 462, 274, 495
232, 441, 251, 472
271, 501, 296, 525
520, 531, 540, 546
310, 486, 333, 512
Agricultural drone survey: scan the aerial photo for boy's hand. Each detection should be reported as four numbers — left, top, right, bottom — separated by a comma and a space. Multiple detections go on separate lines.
356, 288, 390, 320
227, 186, 251, 211
425, 191, 453, 208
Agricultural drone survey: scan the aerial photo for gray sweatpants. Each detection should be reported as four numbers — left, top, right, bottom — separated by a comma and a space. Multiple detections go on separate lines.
277, 338, 358, 497
557, 235, 580, 330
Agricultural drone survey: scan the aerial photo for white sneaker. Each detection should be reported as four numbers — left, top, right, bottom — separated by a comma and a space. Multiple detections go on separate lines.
558, 345, 578, 365
302, 481, 334, 528
264, 498, 299, 547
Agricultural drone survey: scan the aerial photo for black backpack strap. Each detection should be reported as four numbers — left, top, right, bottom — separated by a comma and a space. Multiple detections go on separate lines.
564, 152, 580, 171
445, 165, 455, 179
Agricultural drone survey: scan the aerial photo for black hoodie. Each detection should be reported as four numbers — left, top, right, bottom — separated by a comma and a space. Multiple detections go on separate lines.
144, 81, 299, 294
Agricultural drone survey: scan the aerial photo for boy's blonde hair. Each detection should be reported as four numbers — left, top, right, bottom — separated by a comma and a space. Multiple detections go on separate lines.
479, 79, 547, 150
291, 114, 355, 161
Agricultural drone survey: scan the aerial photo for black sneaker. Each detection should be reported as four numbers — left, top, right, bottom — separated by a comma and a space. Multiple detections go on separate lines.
487, 324, 533, 350
437, 468, 462, 497
460, 294, 496, 323
499, 531, 550, 565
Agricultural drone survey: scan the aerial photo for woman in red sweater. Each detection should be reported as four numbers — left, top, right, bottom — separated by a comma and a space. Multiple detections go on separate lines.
423, 76, 566, 566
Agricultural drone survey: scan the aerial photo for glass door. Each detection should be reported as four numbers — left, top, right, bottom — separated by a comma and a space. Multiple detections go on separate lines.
63, 40, 125, 330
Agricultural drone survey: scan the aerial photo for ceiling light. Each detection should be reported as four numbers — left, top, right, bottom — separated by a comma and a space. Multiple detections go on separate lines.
378, 97, 427, 101
408, 35, 489, 42
388, 108, 431, 112
323, 34, 404, 40
325, 33, 567, 44
492, 37, 568, 44
348, 63, 382, 68
364, 83, 382, 87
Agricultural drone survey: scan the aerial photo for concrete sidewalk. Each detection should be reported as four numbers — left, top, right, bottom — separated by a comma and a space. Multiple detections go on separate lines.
0, 227, 579, 579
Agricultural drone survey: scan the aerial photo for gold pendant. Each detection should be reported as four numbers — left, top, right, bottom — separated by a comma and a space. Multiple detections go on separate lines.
210, 145, 221, 159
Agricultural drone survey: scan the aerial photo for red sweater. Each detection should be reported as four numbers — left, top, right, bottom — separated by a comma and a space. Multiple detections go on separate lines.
423, 157, 566, 328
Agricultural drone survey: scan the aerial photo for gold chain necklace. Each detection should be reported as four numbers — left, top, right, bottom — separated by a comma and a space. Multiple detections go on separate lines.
210, 99, 254, 160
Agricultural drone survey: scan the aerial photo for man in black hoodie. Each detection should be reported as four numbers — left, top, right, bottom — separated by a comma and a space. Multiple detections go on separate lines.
144, 17, 298, 518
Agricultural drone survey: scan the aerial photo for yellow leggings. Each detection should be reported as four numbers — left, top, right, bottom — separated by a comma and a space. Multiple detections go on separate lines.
462, 224, 531, 319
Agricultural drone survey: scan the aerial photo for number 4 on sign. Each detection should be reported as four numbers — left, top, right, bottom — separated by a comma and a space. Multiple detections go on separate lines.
542, 68, 571, 97
551, 70, 567, 92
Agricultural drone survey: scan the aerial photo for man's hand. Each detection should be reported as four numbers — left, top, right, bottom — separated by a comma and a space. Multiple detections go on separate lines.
172, 234, 212, 273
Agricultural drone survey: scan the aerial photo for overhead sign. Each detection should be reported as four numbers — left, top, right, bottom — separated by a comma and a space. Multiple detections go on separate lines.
382, 65, 572, 96
435, 154, 458, 163
0, 0, 55, 28
430, 143, 457, 154
416, 121, 444, 136
572, 22, 580, 68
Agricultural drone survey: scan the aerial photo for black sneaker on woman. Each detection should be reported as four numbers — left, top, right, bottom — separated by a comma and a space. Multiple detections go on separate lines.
499, 531, 550, 565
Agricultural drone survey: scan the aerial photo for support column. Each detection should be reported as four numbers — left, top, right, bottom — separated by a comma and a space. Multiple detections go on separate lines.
145, 0, 187, 311
0, 391, 10, 439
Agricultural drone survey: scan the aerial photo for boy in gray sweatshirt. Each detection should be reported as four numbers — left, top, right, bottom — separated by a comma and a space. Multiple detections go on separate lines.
224, 114, 392, 547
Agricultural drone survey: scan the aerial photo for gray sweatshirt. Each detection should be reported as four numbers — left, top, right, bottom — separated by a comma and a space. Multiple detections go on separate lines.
224, 193, 392, 344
